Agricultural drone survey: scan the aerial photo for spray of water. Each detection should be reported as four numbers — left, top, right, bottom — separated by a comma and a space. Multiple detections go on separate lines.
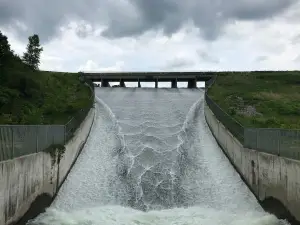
28, 88, 287, 225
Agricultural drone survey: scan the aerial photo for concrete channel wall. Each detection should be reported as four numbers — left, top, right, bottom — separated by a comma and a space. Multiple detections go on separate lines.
204, 102, 300, 222
0, 107, 95, 225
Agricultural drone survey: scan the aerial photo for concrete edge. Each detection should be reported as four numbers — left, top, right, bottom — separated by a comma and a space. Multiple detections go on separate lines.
54, 106, 95, 197
203, 103, 258, 198
12, 106, 96, 225
204, 101, 300, 224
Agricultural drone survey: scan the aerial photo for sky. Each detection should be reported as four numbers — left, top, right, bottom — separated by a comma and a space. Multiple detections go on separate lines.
1, 0, 300, 85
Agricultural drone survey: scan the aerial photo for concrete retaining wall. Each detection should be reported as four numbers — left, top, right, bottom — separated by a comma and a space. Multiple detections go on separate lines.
0, 107, 95, 225
204, 102, 300, 222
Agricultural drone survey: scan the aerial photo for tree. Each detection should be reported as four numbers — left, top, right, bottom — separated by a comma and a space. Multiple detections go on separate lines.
23, 34, 43, 70
0, 31, 12, 68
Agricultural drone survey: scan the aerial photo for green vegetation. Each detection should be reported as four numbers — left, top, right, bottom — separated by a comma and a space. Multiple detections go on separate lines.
22, 34, 43, 70
207, 71, 300, 129
0, 31, 93, 125
44, 144, 66, 166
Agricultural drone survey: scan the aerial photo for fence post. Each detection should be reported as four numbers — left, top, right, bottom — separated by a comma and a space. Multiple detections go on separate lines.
64, 125, 67, 145
256, 129, 259, 150
52, 129, 55, 145
36, 126, 38, 153
277, 130, 280, 156
11, 127, 14, 160
243, 129, 246, 147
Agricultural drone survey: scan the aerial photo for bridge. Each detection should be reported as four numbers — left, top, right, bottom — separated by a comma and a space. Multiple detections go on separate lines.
83, 72, 214, 88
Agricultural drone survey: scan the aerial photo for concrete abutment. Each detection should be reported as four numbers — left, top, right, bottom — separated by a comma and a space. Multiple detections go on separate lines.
101, 79, 110, 87
171, 79, 177, 88
0, 106, 95, 225
119, 79, 126, 87
204, 101, 300, 224
187, 79, 197, 88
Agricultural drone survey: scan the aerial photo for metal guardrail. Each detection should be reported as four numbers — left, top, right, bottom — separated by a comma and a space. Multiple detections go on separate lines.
205, 84, 300, 160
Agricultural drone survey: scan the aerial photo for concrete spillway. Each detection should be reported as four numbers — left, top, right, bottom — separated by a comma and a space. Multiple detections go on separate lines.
29, 88, 286, 225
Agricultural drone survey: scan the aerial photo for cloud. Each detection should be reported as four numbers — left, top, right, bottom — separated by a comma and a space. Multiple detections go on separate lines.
0, 0, 103, 42
255, 56, 268, 62
293, 54, 300, 62
164, 57, 195, 69
0, 0, 298, 42
197, 51, 220, 64
1, 1, 300, 73
79, 60, 125, 72
291, 34, 300, 45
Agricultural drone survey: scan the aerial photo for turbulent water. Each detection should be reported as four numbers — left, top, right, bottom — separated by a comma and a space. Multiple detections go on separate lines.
29, 88, 286, 225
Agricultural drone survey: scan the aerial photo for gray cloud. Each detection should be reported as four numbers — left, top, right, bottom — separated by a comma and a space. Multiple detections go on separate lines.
293, 54, 300, 62
164, 57, 195, 69
0, 0, 298, 42
0, 0, 103, 42
291, 34, 300, 44
74, 22, 94, 39
256, 56, 268, 62
197, 51, 220, 64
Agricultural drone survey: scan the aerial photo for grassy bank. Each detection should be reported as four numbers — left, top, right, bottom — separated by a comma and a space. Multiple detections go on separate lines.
207, 71, 300, 129
0, 30, 93, 125
0, 70, 93, 125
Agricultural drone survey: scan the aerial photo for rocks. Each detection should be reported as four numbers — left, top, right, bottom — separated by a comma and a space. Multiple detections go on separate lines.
226, 95, 262, 117
238, 105, 263, 117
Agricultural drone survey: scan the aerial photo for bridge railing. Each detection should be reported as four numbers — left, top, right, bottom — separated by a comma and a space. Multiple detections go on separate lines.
0, 74, 95, 162
205, 92, 300, 160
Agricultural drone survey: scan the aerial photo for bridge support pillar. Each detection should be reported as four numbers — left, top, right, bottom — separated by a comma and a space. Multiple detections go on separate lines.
155, 79, 158, 88
101, 79, 110, 87
187, 79, 197, 88
171, 79, 177, 88
120, 79, 126, 87
138, 79, 141, 88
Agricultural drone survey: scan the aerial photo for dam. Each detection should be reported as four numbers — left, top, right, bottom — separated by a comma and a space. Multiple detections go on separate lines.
28, 88, 286, 225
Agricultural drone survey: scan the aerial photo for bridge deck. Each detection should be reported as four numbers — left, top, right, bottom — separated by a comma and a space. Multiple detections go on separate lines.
84, 72, 213, 82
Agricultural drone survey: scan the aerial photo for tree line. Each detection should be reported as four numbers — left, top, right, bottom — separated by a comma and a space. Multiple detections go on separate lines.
0, 30, 93, 125
0, 30, 43, 71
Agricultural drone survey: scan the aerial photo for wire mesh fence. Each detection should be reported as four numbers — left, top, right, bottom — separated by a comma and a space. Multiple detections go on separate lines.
205, 94, 244, 143
0, 77, 95, 162
205, 75, 217, 89
0, 108, 93, 162
0, 125, 65, 161
244, 128, 300, 160
64, 106, 92, 142
65, 77, 95, 142
205, 91, 300, 161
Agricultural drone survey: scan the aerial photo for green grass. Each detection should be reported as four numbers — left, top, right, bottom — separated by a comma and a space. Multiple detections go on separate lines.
0, 70, 93, 125
207, 71, 300, 129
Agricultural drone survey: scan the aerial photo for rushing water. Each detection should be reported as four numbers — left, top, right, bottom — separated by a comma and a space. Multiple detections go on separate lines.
29, 88, 286, 225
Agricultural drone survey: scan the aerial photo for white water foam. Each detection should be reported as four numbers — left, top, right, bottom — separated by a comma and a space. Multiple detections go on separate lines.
30, 205, 280, 225
28, 88, 288, 225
